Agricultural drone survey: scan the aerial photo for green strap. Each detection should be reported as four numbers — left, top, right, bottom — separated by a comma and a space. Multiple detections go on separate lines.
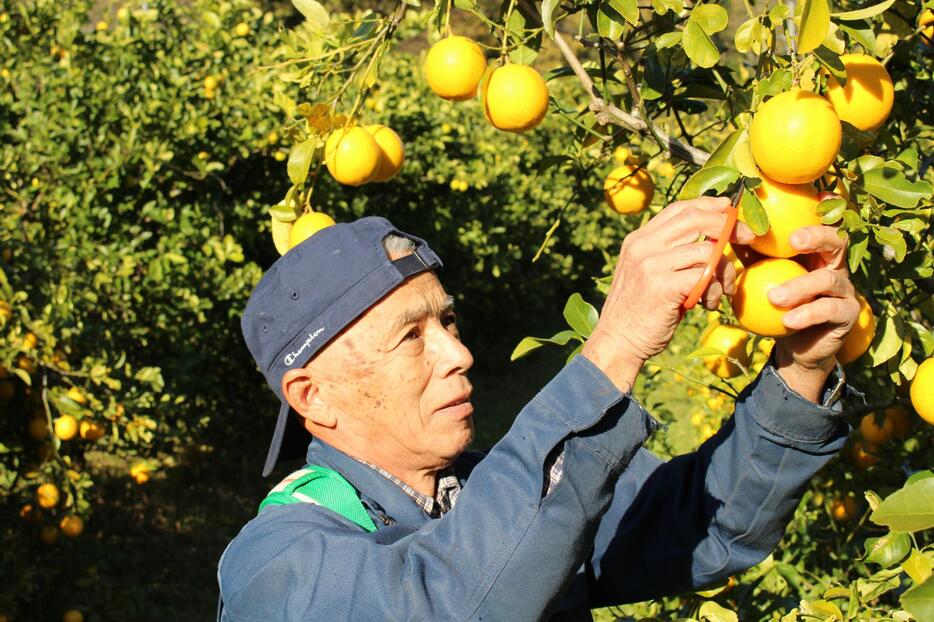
258, 465, 377, 533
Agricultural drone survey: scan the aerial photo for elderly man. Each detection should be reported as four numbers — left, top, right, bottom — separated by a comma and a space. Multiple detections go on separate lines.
217, 197, 858, 621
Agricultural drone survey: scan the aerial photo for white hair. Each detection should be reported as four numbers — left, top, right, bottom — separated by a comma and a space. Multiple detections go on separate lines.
382, 233, 416, 258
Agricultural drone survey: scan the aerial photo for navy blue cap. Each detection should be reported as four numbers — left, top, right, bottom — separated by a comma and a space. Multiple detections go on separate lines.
241, 216, 442, 476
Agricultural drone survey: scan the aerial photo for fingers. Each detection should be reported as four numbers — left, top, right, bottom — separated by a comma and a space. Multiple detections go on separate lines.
789, 225, 848, 270
662, 202, 755, 246
782, 296, 860, 331
659, 241, 718, 270
768, 267, 854, 308
644, 196, 731, 233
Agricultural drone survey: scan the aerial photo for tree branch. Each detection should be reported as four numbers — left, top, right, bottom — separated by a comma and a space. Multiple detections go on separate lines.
550, 31, 709, 166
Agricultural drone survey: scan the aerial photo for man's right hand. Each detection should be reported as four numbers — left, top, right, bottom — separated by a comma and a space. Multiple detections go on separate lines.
581, 197, 756, 391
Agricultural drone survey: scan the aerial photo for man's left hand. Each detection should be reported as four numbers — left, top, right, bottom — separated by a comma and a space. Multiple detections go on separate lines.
763, 224, 860, 402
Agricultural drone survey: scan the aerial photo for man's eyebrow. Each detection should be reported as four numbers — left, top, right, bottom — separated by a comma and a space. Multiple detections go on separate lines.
390, 295, 456, 334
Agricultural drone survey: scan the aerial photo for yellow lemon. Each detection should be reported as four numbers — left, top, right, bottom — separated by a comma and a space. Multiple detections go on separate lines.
67, 386, 88, 405
921, 9, 933, 44
62, 610, 84, 622
824, 54, 894, 131
851, 439, 880, 470
831, 496, 858, 521
288, 212, 336, 250
859, 406, 910, 445
603, 164, 654, 214
79, 420, 106, 441
741, 175, 821, 258
481, 64, 549, 132
54, 415, 78, 441
424, 36, 487, 101
366, 124, 405, 182
234, 22, 250, 37
0, 300, 11, 322
731, 258, 809, 337
59, 515, 84, 538
750, 89, 841, 184
911, 357, 934, 424
722, 243, 745, 274
204, 75, 218, 90
837, 294, 875, 364
37, 483, 60, 508
22, 332, 38, 349
701, 324, 751, 378
325, 127, 381, 186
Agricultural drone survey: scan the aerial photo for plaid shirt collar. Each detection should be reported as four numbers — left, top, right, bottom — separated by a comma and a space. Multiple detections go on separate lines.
355, 459, 461, 518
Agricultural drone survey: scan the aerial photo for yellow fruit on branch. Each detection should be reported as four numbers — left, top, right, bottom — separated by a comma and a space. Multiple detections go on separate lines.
851, 439, 880, 470
837, 294, 875, 364
750, 89, 841, 184
203, 75, 218, 90
20, 503, 41, 523
59, 515, 84, 538
79, 420, 106, 441
740, 175, 821, 258
130, 462, 151, 484
424, 36, 487, 101
481, 64, 549, 133
62, 610, 84, 622
731, 258, 809, 337
325, 126, 382, 186
234, 22, 250, 37
603, 164, 654, 215
288, 211, 336, 250
16, 355, 37, 375
54, 415, 78, 441
366, 124, 405, 182
701, 324, 751, 379
911, 357, 933, 424
66, 386, 88, 405
859, 407, 910, 445
22, 332, 38, 350
36, 483, 60, 509
722, 243, 745, 274
920, 9, 933, 44
0, 300, 11, 322
823, 54, 894, 132
830, 496, 859, 521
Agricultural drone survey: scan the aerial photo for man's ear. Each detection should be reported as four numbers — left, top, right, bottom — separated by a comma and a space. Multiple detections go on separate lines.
281, 367, 337, 428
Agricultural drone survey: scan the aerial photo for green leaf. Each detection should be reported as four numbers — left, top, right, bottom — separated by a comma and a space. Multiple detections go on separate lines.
605, 0, 640, 27
740, 190, 769, 236
874, 226, 907, 262
689, 4, 729, 34
901, 575, 934, 622
595, 7, 625, 38
735, 18, 769, 54
650, 0, 683, 15
704, 130, 742, 168
797, 0, 831, 54
903, 548, 934, 585
682, 21, 720, 68
869, 312, 903, 366
817, 197, 848, 224
906, 470, 934, 486
863, 532, 912, 567
757, 69, 793, 98
799, 600, 843, 620
839, 22, 877, 54
292, 0, 330, 30
862, 167, 933, 208
287, 138, 316, 186
507, 8, 541, 64
769, 4, 790, 22
563, 293, 599, 338
678, 166, 740, 200
698, 600, 738, 622
510, 330, 582, 362
566, 342, 585, 365
269, 202, 300, 223
541, 0, 561, 37
814, 45, 847, 83
656, 31, 682, 49
13, 368, 32, 386
832, 0, 895, 20
871, 478, 934, 532
688, 346, 730, 360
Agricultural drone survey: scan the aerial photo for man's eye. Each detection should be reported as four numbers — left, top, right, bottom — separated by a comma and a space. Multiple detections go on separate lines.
404, 327, 421, 341
442, 314, 457, 327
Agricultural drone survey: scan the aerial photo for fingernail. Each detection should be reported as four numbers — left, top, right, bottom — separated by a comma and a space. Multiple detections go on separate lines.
783, 310, 798, 326
769, 286, 787, 304
791, 230, 809, 248
735, 223, 755, 242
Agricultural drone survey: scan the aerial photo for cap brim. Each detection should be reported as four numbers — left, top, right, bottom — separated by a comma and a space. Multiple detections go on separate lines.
262, 401, 313, 477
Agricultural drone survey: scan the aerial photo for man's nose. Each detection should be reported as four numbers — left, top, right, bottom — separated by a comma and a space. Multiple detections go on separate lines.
432, 324, 474, 375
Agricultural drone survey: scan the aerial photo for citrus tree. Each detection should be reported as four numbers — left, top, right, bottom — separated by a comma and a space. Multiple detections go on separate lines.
264, 0, 932, 619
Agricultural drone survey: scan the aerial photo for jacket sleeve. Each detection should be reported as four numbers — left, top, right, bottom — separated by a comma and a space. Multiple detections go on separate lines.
218, 354, 659, 622
586, 362, 850, 607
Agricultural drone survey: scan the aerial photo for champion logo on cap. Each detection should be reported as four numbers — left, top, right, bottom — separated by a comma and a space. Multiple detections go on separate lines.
283, 327, 326, 366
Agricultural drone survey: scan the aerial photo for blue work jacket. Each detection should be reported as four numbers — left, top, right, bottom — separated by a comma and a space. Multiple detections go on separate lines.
218, 355, 848, 621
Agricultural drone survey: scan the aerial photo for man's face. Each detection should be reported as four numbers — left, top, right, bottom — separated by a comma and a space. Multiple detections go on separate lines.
306, 271, 475, 472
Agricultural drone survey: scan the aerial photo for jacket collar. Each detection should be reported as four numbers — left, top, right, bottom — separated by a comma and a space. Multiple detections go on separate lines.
304, 437, 432, 528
